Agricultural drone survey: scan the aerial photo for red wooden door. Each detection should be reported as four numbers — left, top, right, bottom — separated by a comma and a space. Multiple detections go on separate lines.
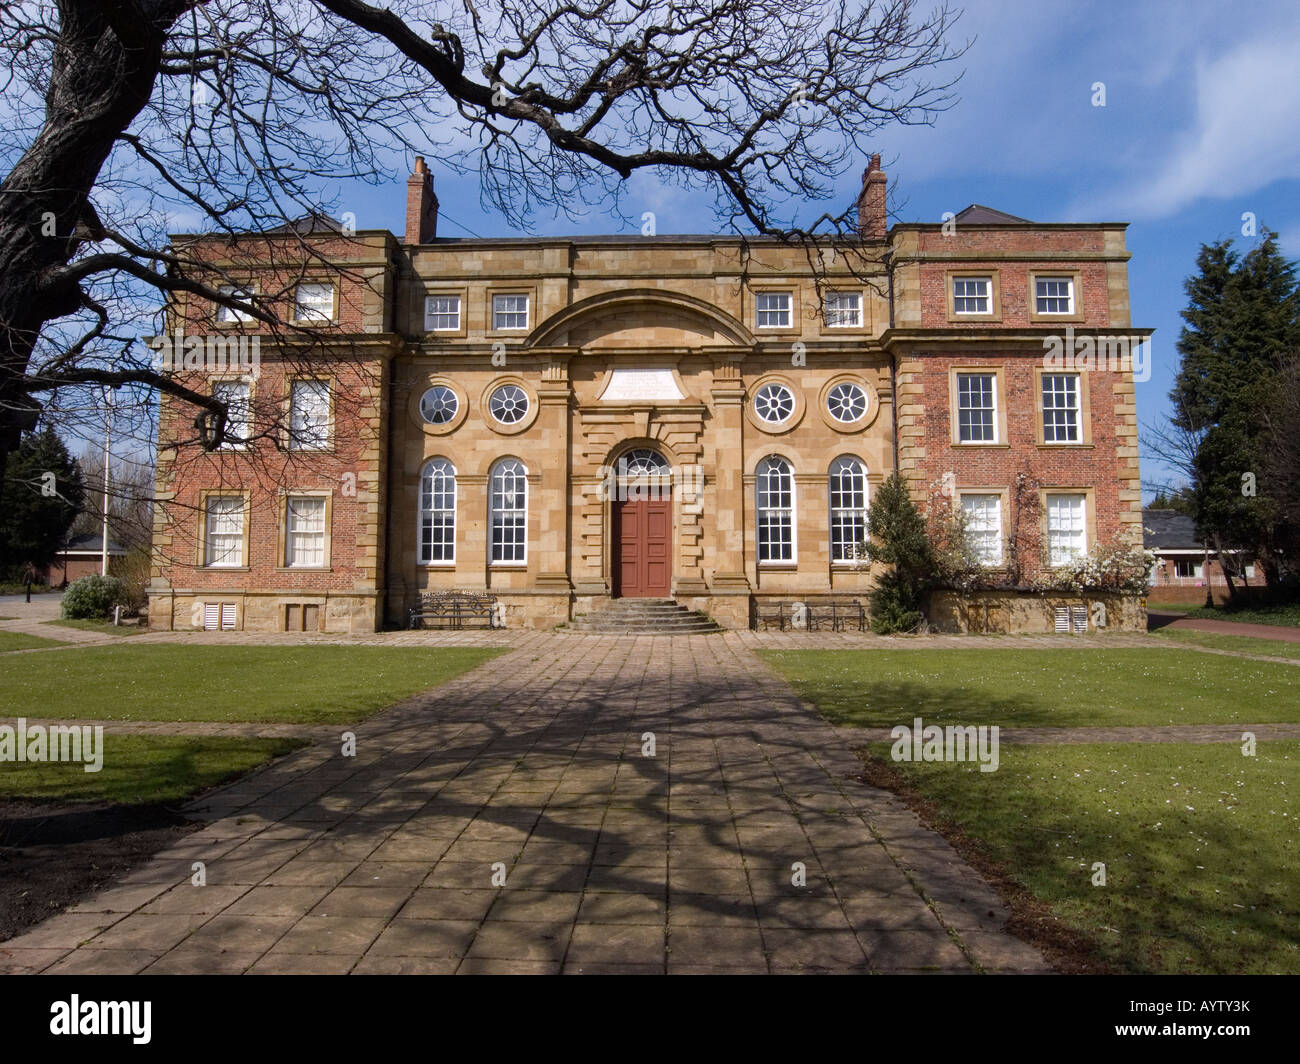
614, 498, 672, 597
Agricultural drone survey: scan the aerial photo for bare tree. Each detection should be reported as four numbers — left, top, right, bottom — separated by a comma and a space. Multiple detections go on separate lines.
0, 0, 966, 505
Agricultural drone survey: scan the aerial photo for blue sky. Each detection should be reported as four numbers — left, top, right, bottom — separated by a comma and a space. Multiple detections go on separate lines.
314, 0, 1300, 499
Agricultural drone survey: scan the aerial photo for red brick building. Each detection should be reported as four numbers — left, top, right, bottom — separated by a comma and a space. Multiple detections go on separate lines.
147, 158, 1148, 632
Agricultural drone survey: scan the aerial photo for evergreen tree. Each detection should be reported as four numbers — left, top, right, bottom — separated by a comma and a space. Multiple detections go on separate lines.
0, 427, 85, 578
1170, 229, 1300, 591
863, 473, 935, 633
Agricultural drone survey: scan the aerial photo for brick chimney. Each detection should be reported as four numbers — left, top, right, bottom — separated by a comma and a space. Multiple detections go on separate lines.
405, 156, 438, 244
856, 153, 887, 240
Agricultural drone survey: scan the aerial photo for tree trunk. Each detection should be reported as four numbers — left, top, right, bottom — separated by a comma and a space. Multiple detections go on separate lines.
0, 1, 189, 506
1209, 532, 1239, 602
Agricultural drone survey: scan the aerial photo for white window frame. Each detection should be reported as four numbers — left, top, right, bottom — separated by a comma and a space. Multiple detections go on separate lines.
1041, 372, 1081, 443
952, 276, 991, 315
419, 385, 460, 425
956, 372, 998, 444
826, 381, 868, 424
285, 496, 327, 569
294, 282, 335, 323
288, 379, 331, 451
419, 457, 457, 565
828, 457, 867, 563
492, 294, 530, 331
1173, 559, 1203, 579
204, 496, 245, 568
215, 285, 255, 323
1046, 493, 1087, 567
424, 294, 461, 331
756, 291, 792, 329
212, 379, 251, 450
756, 456, 795, 563
753, 382, 796, 425
1035, 276, 1075, 315
489, 458, 528, 566
824, 291, 862, 328
960, 493, 1004, 567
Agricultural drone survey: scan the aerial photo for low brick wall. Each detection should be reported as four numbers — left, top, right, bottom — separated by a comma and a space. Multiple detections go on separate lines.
929, 589, 1146, 634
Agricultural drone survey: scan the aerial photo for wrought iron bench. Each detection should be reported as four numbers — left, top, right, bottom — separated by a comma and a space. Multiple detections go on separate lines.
754, 599, 867, 632
408, 590, 499, 630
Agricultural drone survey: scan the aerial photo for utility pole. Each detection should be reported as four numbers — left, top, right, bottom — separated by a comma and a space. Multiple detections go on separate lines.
101, 387, 114, 576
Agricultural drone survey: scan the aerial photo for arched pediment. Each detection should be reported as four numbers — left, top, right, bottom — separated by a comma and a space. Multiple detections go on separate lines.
526, 288, 754, 349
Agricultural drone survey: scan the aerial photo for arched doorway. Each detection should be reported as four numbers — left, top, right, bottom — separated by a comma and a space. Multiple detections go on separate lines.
611, 448, 672, 597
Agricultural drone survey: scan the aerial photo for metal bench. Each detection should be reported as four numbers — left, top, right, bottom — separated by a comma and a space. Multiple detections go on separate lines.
408, 590, 499, 630
754, 599, 867, 632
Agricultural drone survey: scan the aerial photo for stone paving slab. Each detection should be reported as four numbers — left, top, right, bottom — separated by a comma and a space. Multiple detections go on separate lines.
1, 633, 1049, 974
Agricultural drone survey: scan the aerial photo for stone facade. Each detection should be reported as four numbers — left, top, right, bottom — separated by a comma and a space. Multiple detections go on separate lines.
148, 159, 1148, 632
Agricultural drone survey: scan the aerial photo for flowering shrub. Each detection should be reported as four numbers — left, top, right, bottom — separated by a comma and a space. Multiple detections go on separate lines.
1032, 542, 1156, 593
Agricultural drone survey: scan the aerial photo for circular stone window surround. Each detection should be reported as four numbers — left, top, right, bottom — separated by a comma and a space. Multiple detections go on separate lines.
479, 376, 539, 435
744, 373, 806, 435
817, 373, 880, 432
409, 375, 468, 436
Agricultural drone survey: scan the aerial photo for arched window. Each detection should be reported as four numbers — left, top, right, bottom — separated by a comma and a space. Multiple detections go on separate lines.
756, 456, 795, 563
490, 458, 528, 564
419, 458, 456, 563
828, 457, 868, 562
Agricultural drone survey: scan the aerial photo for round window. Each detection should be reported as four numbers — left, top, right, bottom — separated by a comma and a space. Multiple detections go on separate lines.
488, 384, 529, 425
826, 381, 868, 423
753, 382, 796, 424
419, 385, 459, 425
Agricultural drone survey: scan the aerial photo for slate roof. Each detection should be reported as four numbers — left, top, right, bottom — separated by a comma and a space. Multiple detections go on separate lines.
60, 533, 127, 555
1142, 509, 1201, 550
953, 204, 1031, 224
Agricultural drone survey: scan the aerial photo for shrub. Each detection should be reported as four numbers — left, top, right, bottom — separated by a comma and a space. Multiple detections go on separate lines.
61, 573, 129, 619
1032, 542, 1156, 594
862, 473, 936, 633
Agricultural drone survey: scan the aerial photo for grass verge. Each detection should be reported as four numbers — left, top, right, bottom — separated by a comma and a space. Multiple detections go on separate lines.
1176, 601, 1300, 627
1150, 627, 1300, 662
0, 734, 306, 805
760, 647, 1300, 727
0, 631, 65, 653
859, 740, 1300, 974
0, 644, 506, 723
43, 618, 143, 637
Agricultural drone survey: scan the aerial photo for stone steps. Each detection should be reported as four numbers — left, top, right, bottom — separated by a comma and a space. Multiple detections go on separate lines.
566, 598, 724, 634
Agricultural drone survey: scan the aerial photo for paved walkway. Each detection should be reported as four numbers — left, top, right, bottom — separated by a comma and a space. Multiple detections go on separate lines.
0, 634, 1048, 975
1148, 611, 1300, 643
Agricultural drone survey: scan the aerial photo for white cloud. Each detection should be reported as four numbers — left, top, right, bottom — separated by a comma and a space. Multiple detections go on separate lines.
1082, 33, 1300, 219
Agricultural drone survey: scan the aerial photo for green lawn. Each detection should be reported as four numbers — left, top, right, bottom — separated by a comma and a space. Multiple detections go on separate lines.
43, 618, 144, 637
0, 734, 305, 804
1151, 627, 1300, 662
1176, 601, 1300, 627
0, 631, 64, 653
0, 644, 505, 723
865, 740, 1300, 974
760, 647, 1300, 727
1144, 601, 1192, 613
